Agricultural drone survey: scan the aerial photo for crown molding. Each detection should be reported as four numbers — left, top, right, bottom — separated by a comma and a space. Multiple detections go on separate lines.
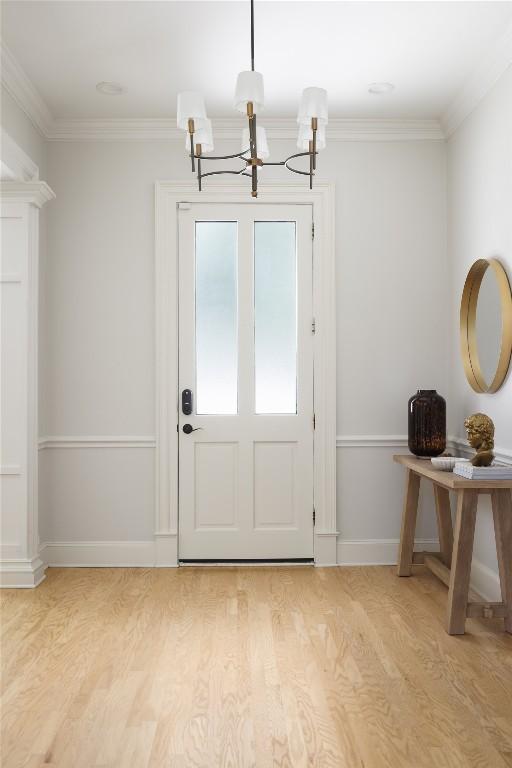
442, 21, 512, 137
1, 40, 53, 137
45, 116, 444, 142
15, 22, 512, 144
1, 37, 445, 142
1, 128, 39, 181
0, 180, 55, 207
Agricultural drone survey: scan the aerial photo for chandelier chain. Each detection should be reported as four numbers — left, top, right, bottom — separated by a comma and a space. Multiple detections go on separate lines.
251, 0, 255, 72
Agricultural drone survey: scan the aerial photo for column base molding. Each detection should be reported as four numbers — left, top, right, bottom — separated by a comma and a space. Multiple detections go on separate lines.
0, 556, 46, 588
314, 531, 339, 566
154, 532, 178, 567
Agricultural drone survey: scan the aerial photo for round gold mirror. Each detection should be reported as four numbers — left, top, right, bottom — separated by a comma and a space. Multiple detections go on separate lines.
460, 258, 512, 393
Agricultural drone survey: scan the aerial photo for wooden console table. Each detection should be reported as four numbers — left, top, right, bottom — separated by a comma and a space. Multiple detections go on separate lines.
394, 454, 512, 635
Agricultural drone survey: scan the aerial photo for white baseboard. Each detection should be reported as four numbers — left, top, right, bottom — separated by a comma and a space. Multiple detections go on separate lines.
335, 539, 501, 604
32, 538, 503, 605
470, 557, 501, 601
0, 556, 46, 588
154, 532, 178, 567
314, 531, 339, 566
337, 538, 439, 566
40, 539, 177, 568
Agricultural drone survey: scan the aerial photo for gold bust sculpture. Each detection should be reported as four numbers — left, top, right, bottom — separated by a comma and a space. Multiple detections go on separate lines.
464, 413, 495, 466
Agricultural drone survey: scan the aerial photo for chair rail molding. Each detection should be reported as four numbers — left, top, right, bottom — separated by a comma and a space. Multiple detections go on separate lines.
335, 434, 512, 464
155, 180, 336, 566
337, 435, 409, 448
38, 436, 156, 449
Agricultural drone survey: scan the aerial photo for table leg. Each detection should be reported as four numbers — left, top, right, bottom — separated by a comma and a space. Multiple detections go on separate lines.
434, 485, 454, 567
491, 490, 512, 634
447, 489, 478, 635
397, 469, 420, 576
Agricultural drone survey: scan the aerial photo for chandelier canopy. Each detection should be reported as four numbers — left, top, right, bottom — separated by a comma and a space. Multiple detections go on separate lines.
176, 0, 328, 198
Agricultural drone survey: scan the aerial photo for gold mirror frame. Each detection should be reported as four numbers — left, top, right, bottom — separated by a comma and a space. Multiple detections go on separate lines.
460, 258, 512, 393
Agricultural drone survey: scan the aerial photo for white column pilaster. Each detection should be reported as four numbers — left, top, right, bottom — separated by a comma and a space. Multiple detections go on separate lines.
0, 181, 55, 587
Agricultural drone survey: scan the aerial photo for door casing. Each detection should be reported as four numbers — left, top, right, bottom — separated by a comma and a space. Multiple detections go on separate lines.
155, 181, 336, 566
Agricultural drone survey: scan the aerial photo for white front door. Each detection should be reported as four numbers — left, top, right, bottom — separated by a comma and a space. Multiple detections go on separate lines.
178, 203, 314, 560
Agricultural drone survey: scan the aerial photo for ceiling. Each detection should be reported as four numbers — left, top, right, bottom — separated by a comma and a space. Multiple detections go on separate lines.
1, 1, 512, 123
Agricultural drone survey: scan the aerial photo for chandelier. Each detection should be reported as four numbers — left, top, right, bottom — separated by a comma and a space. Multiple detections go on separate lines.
176, 0, 328, 198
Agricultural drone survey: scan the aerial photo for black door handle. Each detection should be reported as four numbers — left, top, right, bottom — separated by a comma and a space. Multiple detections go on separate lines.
182, 424, 203, 434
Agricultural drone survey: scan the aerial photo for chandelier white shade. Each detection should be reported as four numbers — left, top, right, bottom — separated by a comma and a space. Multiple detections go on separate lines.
176, 91, 207, 130
235, 71, 265, 114
297, 123, 326, 151
176, 0, 327, 196
297, 87, 328, 126
242, 125, 269, 159
187, 118, 214, 153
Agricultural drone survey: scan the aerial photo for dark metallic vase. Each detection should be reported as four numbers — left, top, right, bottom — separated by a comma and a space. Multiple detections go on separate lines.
408, 390, 446, 458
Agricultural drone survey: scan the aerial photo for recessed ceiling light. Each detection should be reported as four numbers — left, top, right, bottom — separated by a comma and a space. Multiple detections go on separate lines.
96, 81, 124, 96
368, 82, 395, 95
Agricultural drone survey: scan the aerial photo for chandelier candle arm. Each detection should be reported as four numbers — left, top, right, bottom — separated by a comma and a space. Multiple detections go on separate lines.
188, 120, 195, 172
297, 123, 326, 152
242, 125, 269, 160
176, 0, 327, 197
196, 144, 202, 191
249, 106, 258, 197
311, 117, 317, 171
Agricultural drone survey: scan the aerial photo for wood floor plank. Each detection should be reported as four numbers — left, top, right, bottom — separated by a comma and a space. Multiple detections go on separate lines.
1, 566, 511, 768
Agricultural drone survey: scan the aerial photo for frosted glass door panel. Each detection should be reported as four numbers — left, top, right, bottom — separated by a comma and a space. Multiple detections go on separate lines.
254, 222, 297, 414
195, 222, 238, 414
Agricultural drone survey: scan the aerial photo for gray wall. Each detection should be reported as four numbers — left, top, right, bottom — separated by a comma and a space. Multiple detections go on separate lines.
39, 136, 448, 550
448, 66, 512, 596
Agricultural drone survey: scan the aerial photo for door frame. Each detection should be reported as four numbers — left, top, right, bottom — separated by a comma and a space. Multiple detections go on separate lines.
155, 181, 337, 566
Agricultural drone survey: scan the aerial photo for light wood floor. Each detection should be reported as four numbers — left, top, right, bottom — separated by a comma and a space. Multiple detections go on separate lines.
1, 566, 512, 768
